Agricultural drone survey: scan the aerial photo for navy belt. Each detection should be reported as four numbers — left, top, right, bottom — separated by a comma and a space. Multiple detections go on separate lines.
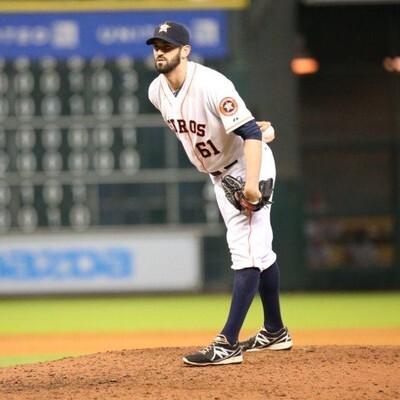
210, 160, 238, 176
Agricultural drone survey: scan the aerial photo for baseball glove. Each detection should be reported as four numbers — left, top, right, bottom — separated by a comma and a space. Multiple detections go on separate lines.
221, 175, 274, 212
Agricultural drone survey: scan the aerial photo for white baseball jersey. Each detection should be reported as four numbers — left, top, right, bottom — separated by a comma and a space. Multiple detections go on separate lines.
148, 60, 277, 271
148, 61, 254, 174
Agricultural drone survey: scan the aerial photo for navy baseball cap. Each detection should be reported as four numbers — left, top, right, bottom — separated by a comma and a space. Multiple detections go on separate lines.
146, 21, 190, 46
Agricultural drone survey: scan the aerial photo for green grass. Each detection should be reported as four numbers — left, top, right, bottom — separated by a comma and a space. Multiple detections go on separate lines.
1, 292, 400, 334
1, 292, 399, 367
0, 354, 75, 367
279, 291, 400, 329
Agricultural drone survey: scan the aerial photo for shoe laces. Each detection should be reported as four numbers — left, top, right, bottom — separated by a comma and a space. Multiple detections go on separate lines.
199, 336, 226, 354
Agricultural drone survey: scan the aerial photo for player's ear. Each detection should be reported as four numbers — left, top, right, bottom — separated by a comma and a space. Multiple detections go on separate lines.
181, 45, 191, 59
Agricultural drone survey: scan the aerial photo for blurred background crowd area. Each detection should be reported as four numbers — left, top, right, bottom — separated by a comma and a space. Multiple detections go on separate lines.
0, 0, 399, 294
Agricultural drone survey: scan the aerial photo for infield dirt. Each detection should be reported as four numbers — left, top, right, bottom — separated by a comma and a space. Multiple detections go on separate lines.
1, 329, 399, 399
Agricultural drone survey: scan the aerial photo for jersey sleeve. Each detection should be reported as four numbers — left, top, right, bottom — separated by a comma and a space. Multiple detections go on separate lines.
148, 79, 161, 111
207, 72, 254, 134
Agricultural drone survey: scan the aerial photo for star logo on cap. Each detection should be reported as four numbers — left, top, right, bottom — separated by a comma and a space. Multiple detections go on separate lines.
158, 23, 171, 33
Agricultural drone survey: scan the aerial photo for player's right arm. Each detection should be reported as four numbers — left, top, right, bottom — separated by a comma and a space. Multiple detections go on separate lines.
243, 138, 262, 203
233, 120, 263, 203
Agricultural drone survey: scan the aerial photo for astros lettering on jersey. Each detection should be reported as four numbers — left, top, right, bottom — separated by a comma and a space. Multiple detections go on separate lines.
148, 61, 254, 174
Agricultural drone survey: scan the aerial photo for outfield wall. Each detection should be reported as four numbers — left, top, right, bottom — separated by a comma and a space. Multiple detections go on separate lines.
0, 230, 202, 295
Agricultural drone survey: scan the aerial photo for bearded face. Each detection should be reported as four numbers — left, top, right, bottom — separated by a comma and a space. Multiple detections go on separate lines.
155, 47, 182, 74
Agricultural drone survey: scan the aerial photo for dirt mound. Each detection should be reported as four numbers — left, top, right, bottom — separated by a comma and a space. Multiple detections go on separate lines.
0, 345, 399, 400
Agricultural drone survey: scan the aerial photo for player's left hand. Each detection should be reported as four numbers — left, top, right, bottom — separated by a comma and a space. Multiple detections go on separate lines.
256, 121, 275, 143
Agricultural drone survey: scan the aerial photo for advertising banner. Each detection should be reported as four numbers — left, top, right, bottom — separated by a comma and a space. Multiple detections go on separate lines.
0, 230, 202, 294
0, 10, 227, 60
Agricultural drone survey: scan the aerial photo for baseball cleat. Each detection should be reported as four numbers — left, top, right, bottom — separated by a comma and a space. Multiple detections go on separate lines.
183, 334, 243, 366
240, 326, 293, 352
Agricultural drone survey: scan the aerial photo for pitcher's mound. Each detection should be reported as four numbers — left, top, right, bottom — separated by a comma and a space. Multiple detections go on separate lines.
1, 345, 399, 399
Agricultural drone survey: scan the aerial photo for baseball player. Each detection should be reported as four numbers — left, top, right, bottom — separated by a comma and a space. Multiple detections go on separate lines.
146, 21, 292, 366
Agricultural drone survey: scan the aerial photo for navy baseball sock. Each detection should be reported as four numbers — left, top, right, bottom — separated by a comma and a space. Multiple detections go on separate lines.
259, 261, 284, 333
220, 267, 260, 345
